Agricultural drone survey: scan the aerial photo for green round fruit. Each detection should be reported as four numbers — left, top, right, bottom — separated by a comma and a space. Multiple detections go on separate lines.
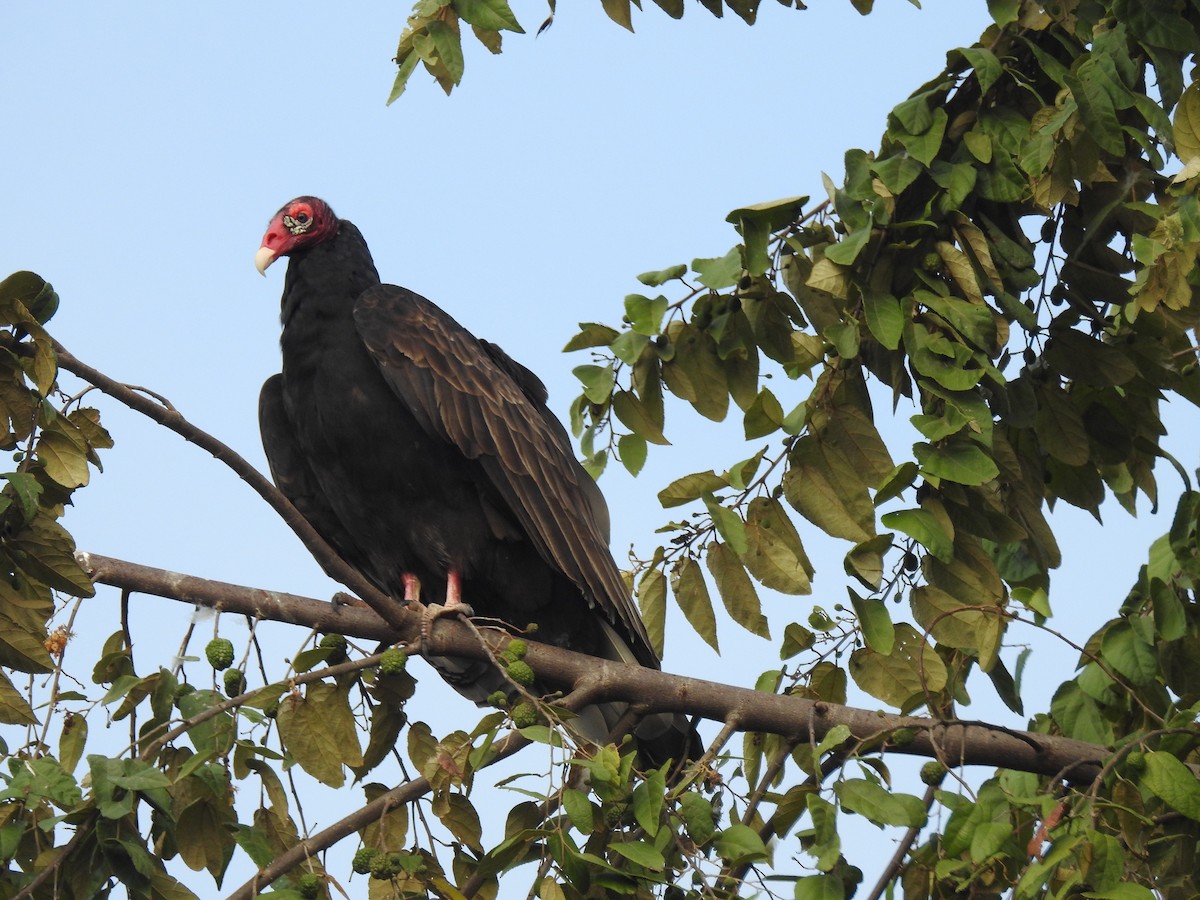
369, 852, 397, 880
511, 701, 539, 728
505, 659, 535, 687
297, 872, 322, 898
505, 639, 528, 660
378, 648, 408, 676
205, 638, 235, 671
222, 668, 246, 697
351, 847, 377, 875
920, 761, 947, 786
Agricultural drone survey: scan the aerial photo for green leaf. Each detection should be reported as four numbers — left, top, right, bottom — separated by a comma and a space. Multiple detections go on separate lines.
657, 469, 728, 508
702, 494, 747, 556
3, 471, 43, 521
618, 433, 647, 476
1174, 82, 1200, 164
453, 0, 524, 32
0, 272, 55, 320
706, 541, 768, 639
872, 155, 925, 194
845, 533, 893, 590
563, 322, 620, 351
573, 364, 615, 404
806, 794, 840, 871
1036, 384, 1090, 466
1049, 682, 1112, 745
610, 329, 649, 365
612, 389, 668, 445
678, 791, 715, 844
911, 585, 1003, 671
823, 225, 871, 265
1064, 62, 1126, 157
849, 590, 894, 654
794, 875, 846, 900
276, 682, 363, 787
425, 20, 465, 87
0, 756, 81, 810
661, 321, 728, 421
636, 263, 687, 287
58, 712, 87, 773
437, 793, 484, 853
561, 788, 595, 834
881, 508, 953, 562
784, 436, 875, 543
890, 93, 934, 134
849, 623, 947, 710
914, 440, 999, 486
624, 293, 669, 335
742, 497, 812, 595
1100, 621, 1157, 686
637, 567, 666, 658
781, 622, 815, 658
986, 0, 1018, 25
726, 195, 808, 276
671, 557, 718, 652
610, 839, 664, 870
1141, 751, 1200, 821
959, 46, 1002, 95
601, 0, 635, 31
692, 248, 742, 290
743, 387, 784, 439
37, 424, 91, 488
386, 48, 419, 106
0, 671, 37, 725
713, 823, 769, 866
862, 290, 903, 350
834, 779, 928, 827
632, 768, 665, 836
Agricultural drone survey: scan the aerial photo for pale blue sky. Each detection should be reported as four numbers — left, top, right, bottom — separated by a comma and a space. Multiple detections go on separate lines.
2, 2, 1181, 895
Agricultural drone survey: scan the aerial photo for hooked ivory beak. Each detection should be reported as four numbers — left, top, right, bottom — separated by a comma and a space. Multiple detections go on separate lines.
255, 246, 277, 276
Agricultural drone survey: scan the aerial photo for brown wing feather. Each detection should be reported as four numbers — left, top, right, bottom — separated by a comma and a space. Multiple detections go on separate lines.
352, 285, 654, 664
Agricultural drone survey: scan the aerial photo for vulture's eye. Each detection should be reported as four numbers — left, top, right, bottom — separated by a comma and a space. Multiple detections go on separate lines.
296, 212, 311, 225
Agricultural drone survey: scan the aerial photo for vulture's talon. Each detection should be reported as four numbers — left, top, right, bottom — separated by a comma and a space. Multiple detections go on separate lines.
420, 600, 476, 644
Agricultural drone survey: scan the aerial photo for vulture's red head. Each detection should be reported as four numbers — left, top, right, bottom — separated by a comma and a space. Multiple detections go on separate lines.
255, 196, 339, 275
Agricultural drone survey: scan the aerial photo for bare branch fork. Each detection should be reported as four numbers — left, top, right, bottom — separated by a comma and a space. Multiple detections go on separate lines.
78, 552, 1108, 783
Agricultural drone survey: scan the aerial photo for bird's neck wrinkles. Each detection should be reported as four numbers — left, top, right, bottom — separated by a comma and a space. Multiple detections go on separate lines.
278, 220, 381, 327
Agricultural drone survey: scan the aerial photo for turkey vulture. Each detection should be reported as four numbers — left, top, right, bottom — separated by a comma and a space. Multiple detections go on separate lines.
256, 196, 693, 761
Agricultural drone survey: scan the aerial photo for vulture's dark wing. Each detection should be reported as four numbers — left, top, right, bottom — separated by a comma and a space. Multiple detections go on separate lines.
259, 374, 361, 574
352, 285, 654, 665
478, 338, 612, 544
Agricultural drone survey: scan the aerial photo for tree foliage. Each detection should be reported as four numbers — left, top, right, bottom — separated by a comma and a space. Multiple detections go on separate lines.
4, 1, 1200, 898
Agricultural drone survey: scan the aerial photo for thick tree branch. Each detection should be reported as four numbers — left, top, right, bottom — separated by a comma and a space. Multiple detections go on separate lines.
78, 552, 1109, 783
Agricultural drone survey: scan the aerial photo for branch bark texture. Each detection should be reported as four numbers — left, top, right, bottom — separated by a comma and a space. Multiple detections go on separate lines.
78, 552, 1108, 783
